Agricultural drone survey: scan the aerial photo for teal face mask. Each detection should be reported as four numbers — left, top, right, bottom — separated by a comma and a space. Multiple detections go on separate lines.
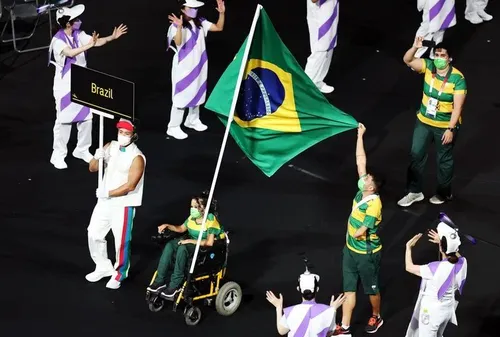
190, 207, 201, 218
357, 176, 366, 191
433, 58, 448, 70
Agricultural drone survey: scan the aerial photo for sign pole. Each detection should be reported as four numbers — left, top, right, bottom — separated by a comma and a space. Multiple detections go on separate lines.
98, 114, 104, 188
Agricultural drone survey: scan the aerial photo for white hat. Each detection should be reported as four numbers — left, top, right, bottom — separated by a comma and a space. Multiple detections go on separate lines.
299, 271, 319, 293
56, 4, 85, 21
182, 0, 205, 8
437, 221, 461, 254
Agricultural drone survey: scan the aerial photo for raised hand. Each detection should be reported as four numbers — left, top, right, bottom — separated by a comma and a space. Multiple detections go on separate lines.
216, 0, 225, 13
266, 291, 283, 310
428, 229, 440, 245
112, 24, 128, 40
330, 293, 346, 310
414, 36, 424, 49
88, 31, 99, 47
358, 123, 366, 137
406, 233, 423, 249
168, 13, 183, 26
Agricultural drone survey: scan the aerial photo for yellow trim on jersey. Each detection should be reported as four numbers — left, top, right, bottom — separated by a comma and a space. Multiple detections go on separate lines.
346, 241, 383, 254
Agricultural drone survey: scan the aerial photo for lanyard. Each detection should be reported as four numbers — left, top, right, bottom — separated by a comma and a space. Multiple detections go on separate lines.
428, 67, 452, 97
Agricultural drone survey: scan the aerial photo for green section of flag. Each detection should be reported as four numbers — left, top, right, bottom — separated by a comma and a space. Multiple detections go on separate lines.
205, 7, 358, 177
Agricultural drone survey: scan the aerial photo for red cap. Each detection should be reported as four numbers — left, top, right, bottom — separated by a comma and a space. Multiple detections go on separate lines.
116, 118, 134, 132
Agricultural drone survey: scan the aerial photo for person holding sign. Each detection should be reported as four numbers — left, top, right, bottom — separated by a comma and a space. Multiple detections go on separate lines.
332, 123, 385, 336
399, 38, 466, 207
86, 119, 146, 290
404, 223, 467, 337
165, 0, 226, 140
49, 4, 127, 169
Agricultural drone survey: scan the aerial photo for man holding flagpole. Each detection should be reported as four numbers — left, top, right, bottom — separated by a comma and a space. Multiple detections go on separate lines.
305, 0, 339, 94
414, 0, 456, 59
85, 119, 146, 290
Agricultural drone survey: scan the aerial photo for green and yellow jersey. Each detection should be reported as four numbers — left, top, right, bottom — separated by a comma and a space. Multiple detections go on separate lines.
347, 191, 382, 254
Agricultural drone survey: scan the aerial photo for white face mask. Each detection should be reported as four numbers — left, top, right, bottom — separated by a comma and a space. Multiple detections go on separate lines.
117, 134, 131, 146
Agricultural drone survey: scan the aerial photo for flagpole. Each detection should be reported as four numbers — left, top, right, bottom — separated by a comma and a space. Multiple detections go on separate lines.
187, 4, 263, 277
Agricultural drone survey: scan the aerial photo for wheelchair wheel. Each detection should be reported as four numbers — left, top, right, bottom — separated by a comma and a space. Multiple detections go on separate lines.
215, 281, 242, 316
148, 295, 165, 313
184, 306, 202, 326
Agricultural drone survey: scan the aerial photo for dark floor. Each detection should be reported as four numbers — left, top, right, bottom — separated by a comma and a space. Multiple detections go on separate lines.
1, 0, 500, 336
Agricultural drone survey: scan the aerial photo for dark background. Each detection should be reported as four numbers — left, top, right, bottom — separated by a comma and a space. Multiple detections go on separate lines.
1, 0, 499, 336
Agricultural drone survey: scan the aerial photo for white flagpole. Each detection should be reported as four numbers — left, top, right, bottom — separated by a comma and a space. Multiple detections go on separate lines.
187, 4, 263, 275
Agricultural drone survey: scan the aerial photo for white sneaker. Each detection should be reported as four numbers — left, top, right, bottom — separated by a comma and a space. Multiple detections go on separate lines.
50, 158, 67, 170
166, 127, 188, 140
478, 11, 493, 21
72, 150, 93, 163
397, 192, 425, 207
106, 278, 121, 290
429, 194, 453, 205
318, 82, 334, 94
85, 269, 114, 282
184, 120, 208, 132
465, 14, 483, 24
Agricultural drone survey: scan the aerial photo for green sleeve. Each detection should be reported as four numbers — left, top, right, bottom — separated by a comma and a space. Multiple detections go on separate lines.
454, 76, 467, 91
362, 215, 377, 229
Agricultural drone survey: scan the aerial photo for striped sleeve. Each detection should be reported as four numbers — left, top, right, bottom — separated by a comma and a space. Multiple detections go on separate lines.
363, 198, 382, 229
454, 76, 467, 94
418, 59, 430, 74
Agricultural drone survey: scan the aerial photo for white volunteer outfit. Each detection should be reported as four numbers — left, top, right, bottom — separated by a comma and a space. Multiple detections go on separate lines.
465, 0, 492, 24
166, 0, 211, 140
305, 0, 339, 94
280, 271, 337, 337
405, 222, 468, 337
86, 132, 146, 290
49, 5, 94, 169
415, 0, 456, 58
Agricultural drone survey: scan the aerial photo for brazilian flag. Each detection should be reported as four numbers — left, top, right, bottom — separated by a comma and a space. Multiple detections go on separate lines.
205, 7, 358, 177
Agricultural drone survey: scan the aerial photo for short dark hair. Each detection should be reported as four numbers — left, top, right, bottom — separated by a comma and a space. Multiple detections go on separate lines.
434, 43, 452, 57
367, 171, 385, 192
302, 290, 315, 301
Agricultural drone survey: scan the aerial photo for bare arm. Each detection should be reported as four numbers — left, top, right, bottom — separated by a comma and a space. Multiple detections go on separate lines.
89, 142, 111, 172
276, 308, 290, 335
403, 37, 425, 73
356, 131, 367, 178
449, 94, 466, 129
210, 13, 225, 32
62, 43, 93, 58
405, 246, 422, 276
183, 233, 215, 247
107, 155, 145, 197
353, 226, 368, 239
174, 27, 182, 46
94, 35, 114, 47
164, 223, 188, 233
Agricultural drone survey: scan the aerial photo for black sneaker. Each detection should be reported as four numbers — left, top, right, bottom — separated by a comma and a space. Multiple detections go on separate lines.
365, 315, 384, 333
160, 287, 181, 298
146, 283, 166, 293
332, 325, 352, 336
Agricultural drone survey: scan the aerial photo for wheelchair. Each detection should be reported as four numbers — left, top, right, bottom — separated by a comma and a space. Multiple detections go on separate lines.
145, 229, 242, 326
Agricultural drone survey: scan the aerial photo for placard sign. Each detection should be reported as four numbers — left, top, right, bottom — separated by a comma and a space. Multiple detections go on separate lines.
70, 64, 135, 120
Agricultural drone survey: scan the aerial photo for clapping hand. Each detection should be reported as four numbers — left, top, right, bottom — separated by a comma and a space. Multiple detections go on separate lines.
329, 293, 346, 309
266, 291, 283, 310
112, 24, 128, 40
168, 13, 183, 26
406, 233, 422, 249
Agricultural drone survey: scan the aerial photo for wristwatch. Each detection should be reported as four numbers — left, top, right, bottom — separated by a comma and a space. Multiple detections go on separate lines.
447, 127, 456, 132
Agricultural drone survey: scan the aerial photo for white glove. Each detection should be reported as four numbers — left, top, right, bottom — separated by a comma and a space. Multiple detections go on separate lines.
96, 187, 110, 199
94, 148, 106, 160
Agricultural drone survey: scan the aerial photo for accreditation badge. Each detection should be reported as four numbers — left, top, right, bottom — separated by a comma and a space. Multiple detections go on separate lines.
426, 98, 439, 118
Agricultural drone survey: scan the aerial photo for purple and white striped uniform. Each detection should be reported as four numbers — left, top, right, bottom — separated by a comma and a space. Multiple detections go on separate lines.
306, 0, 339, 52
280, 300, 336, 337
49, 29, 93, 123
427, 0, 457, 32
405, 257, 467, 337
167, 18, 213, 109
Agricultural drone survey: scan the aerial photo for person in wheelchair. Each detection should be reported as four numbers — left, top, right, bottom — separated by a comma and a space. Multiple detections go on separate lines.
147, 193, 225, 298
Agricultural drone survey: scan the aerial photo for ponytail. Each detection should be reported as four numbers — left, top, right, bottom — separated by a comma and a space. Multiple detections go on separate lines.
446, 253, 459, 264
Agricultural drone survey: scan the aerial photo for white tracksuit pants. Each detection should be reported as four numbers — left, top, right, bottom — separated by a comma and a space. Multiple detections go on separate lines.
305, 49, 334, 86
50, 97, 92, 163
465, 0, 489, 17
417, 298, 454, 336
87, 200, 136, 283
168, 105, 201, 129
415, 23, 445, 58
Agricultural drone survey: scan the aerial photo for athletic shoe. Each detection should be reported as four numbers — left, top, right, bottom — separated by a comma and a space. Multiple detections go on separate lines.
429, 194, 453, 205
184, 120, 208, 132
397, 192, 424, 207
166, 127, 188, 140
147, 283, 166, 293
478, 11, 493, 21
332, 325, 352, 336
160, 287, 181, 299
85, 269, 114, 282
365, 315, 384, 334
106, 278, 121, 290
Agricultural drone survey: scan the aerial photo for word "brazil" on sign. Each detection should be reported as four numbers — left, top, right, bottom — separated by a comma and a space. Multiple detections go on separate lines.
91, 83, 114, 99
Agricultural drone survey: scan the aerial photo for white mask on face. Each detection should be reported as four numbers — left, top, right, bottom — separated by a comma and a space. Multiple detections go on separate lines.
117, 134, 131, 146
